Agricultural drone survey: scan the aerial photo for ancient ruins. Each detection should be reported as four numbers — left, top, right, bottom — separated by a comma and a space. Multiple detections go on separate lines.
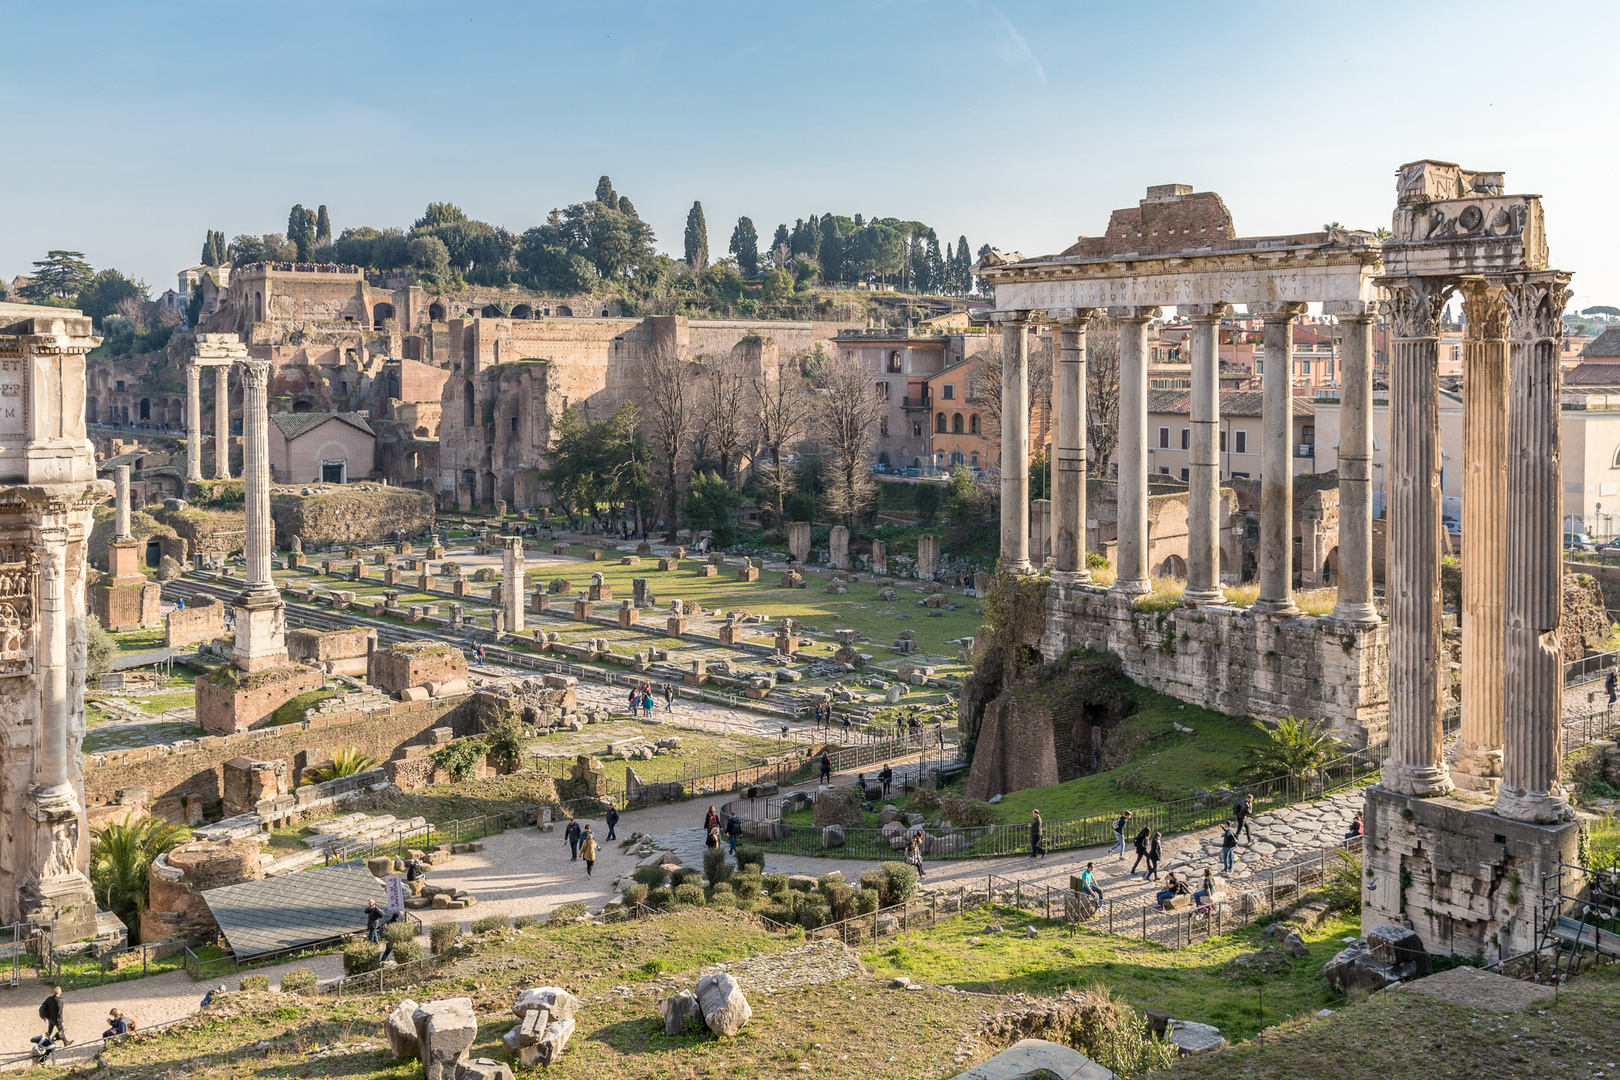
978, 162, 1580, 960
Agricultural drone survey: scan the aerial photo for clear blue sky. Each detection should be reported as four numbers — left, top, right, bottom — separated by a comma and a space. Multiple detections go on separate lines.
3, 0, 1616, 309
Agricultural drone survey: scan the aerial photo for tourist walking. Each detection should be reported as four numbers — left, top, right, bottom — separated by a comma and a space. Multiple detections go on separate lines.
704, 805, 720, 832
879, 763, 894, 797
580, 825, 598, 876
1220, 821, 1237, 872
663, 683, 674, 712
605, 804, 620, 841
820, 754, 832, 784
642, 687, 655, 714
1078, 861, 1103, 901
1233, 793, 1255, 843
1129, 826, 1151, 875
364, 900, 393, 961
565, 816, 582, 861
1110, 810, 1133, 860
627, 686, 640, 718
1146, 830, 1162, 880
906, 833, 925, 880
705, 825, 721, 850
39, 986, 67, 1045
1608, 669, 1617, 708
725, 812, 743, 855
1029, 809, 1046, 859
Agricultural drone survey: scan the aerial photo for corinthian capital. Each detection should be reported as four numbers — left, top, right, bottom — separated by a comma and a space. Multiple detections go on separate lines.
1380, 277, 1454, 340
239, 359, 271, 390
1501, 271, 1574, 345
1458, 279, 1509, 341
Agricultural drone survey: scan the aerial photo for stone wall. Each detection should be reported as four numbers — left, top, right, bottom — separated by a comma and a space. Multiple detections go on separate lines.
195, 664, 326, 735
286, 627, 374, 676
270, 487, 434, 549
1041, 580, 1388, 747
371, 641, 468, 694
84, 693, 477, 810
152, 505, 246, 560
166, 598, 225, 648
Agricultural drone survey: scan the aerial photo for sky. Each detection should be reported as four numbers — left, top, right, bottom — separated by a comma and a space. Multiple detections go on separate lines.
3, 0, 1617, 310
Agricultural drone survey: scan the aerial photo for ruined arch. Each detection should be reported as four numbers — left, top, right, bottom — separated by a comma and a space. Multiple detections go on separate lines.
254, 291, 264, 322
291, 400, 314, 414
429, 302, 446, 322
373, 302, 394, 329
481, 305, 501, 318
556, 305, 573, 317
1324, 545, 1340, 586
1159, 553, 1187, 579
139, 398, 150, 421
86, 397, 98, 424
511, 304, 533, 319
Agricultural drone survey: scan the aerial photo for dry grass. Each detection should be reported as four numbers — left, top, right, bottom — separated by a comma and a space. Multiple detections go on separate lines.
1222, 584, 1259, 607
1133, 575, 1187, 613
1293, 587, 1337, 617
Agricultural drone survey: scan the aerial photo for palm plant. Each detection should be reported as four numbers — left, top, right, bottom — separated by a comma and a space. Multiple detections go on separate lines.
90, 818, 192, 942
1237, 714, 1342, 784
305, 746, 378, 782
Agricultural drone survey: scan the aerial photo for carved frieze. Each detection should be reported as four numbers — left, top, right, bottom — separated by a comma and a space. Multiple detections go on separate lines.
0, 546, 36, 678
1382, 277, 1454, 340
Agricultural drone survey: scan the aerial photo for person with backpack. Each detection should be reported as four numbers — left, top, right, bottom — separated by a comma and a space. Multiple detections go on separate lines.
820, 754, 832, 785
1110, 810, 1133, 861
1146, 830, 1163, 881
579, 825, 598, 876
40, 986, 67, 1045
725, 812, 744, 855
1220, 821, 1238, 872
605, 804, 620, 841
564, 817, 582, 861
1607, 668, 1617, 708
364, 900, 393, 961
1128, 826, 1151, 876
627, 686, 640, 718
704, 805, 720, 832
102, 1010, 134, 1039
879, 763, 894, 797
905, 833, 925, 880
1232, 793, 1255, 843
663, 683, 674, 713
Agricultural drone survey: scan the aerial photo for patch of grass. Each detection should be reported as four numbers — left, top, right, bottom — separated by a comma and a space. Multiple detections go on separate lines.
1590, 818, 1620, 865
1132, 576, 1186, 613
137, 690, 197, 715
108, 627, 166, 654
863, 904, 1363, 1042
267, 687, 337, 726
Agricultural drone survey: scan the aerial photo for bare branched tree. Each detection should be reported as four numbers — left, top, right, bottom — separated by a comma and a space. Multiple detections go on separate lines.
753, 353, 817, 525
1086, 322, 1121, 478
696, 350, 753, 482
968, 330, 1050, 457
635, 334, 692, 533
819, 350, 884, 532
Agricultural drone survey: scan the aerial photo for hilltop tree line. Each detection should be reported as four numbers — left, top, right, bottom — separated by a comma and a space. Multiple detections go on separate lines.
7, 250, 176, 356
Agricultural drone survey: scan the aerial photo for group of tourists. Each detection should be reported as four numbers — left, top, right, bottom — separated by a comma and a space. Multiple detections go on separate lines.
627, 680, 674, 717
702, 804, 747, 854
32, 986, 141, 1061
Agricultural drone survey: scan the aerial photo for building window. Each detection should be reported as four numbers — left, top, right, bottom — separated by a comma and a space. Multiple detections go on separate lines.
1180, 428, 1189, 450
510, 415, 519, 435
880, 415, 890, 437
1301, 359, 1312, 376
952, 413, 964, 434
942, 384, 954, 400
951, 450, 965, 466
912, 421, 923, 437
971, 451, 979, 467
1180, 468, 1189, 482
1158, 427, 1170, 449
877, 381, 890, 400
1159, 466, 1170, 475
1220, 430, 1227, 452
1235, 430, 1248, 454
970, 414, 979, 435
887, 351, 902, 373
936, 413, 947, 434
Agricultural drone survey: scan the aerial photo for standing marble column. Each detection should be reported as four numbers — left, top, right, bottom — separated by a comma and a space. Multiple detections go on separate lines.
114, 464, 132, 539
997, 313, 1032, 573
231, 359, 288, 672
1453, 281, 1508, 791
185, 363, 203, 482
1111, 306, 1159, 595
1380, 277, 1453, 796
1325, 303, 1379, 625
214, 364, 232, 480
34, 533, 72, 804
1252, 302, 1307, 615
1183, 304, 1230, 604
1051, 309, 1093, 582
503, 536, 525, 635
1497, 272, 1575, 823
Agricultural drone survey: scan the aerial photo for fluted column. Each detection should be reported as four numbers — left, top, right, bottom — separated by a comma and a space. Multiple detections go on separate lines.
1252, 303, 1307, 614
1497, 272, 1575, 823
997, 313, 1032, 573
185, 363, 203, 481
1111, 306, 1159, 595
503, 536, 525, 635
213, 364, 231, 480
1454, 281, 1508, 792
1380, 277, 1453, 796
1183, 304, 1230, 604
34, 533, 71, 802
1325, 303, 1379, 625
231, 358, 288, 673
114, 464, 132, 540
1051, 309, 1093, 582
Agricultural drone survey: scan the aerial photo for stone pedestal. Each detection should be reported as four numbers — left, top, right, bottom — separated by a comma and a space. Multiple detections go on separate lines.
531, 590, 549, 613
871, 540, 887, 575
418, 574, 436, 592
574, 599, 594, 620
737, 566, 758, 582
618, 602, 638, 628
384, 567, 401, 586
788, 522, 811, 563
916, 534, 939, 580
718, 623, 742, 646
289, 553, 305, 569
589, 582, 612, 601
774, 632, 797, 655
94, 539, 160, 630
828, 526, 849, 570
667, 616, 689, 636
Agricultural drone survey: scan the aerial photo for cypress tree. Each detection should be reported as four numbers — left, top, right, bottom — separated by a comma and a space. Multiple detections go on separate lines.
729, 217, 759, 277
595, 175, 617, 208
316, 205, 331, 244
684, 201, 708, 270
926, 232, 944, 295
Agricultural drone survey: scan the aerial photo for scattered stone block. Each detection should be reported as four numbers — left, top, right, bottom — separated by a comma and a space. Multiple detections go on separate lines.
455, 1059, 513, 1080
412, 998, 478, 1080
658, 991, 703, 1036
385, 998, 421, 1059
694, 973, 752, 1036
1167, 1020, 1226, 1055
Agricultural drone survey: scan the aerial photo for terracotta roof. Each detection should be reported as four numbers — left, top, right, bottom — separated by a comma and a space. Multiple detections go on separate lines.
1564, 361, 1620, 387
1146, 388, 1314, 417
1580, 328, 1620, 359
270, 412, 375, 440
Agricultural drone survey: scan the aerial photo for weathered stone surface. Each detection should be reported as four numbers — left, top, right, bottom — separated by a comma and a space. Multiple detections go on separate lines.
1322, 942, 1403, 995
533, 1018, 575, 1066
1167, 1020, 1226, 1055
945, 1038, 1113, 1080
412, 998, 478, 1080
658, 990, 703, 1035
385, 998, 420, 1059
694, 973, 752, 1036
512, 986, 580, 1021
455, 1058, 513, 1080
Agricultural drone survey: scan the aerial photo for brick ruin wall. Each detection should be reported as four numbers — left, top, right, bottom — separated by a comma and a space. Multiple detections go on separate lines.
270, 487, 435, 548
1041, 581, 1389, 748
84, 694, 479, 811
165, 599, 225, 647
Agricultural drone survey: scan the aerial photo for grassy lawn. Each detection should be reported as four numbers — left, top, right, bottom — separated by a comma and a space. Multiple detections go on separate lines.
83, 720, 207, 754
1156, 964, 1620, 1080
863, 904, 1360, 1043
109, 626, 168, 654
54, 946, 190, 991
137, 690, 198, 715
267, 687, 338, 726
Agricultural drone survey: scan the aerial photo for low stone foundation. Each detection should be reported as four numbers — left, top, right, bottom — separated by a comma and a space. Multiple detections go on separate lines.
1362, 785, 1584, 962
195, 663, 325, 734
1041, 579, 1388, 747
166, 598, 225, 648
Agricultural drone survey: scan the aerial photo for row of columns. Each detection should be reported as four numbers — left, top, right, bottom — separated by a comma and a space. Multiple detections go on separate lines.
997, 301, 1379, 626
1379, 271, 1573, 823
184, 362, 234, 483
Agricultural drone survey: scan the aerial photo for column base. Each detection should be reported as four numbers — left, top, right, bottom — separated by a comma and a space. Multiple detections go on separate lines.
1325, 601, 1381, 628
1494, 785, 1573, 825
1049, 570, 1092, 587
1253, 597, 1300, 617
1111, 577, 1151, 597
1181, 587, 1224, 608
1003, 560, 1034, 576
1381, 762, 1454, 797
1450, 741, 1503, 795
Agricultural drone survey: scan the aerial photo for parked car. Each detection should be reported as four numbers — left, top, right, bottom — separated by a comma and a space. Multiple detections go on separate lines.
1564, 531, 1595, 551
1443, 518, 1461, 535
1595, 539, 1620, 557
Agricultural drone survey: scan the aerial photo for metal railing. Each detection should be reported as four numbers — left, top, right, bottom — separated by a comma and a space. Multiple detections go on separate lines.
50, 938, 189, 990
324, 950, 453, 999
1564, 650, 1617, 689
758, 893, 965, 946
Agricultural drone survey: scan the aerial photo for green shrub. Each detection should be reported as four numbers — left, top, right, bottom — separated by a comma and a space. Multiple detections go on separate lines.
860, 869, 887, 895
761, 902, 794, 926
797, 900, 830, 930
382, 922, 417, 945
429, 922, 459, 955
707, 883, 735, 907
856, 889, 881, 915
551, 901, 587, 922
343, 944, 381, 975
391, 940, 425, 965
731, 873, 761, 901
880, 862, 919, 907
826, 884, 855, 922
278, 968, 316, 994
512, 915, 539, 930
472, 914, 508, 934
672, 866, 704, 889
632, 864, 668, 888
735, 846, 766, 873
647, 887, 673, 909
731, 887, 759, 911
625, 883, 650, 907
674, 883, 705, 906
763, 872, 789, 897
239, 974, 270, 991
703, 848, 734, 886
817, 872, 846, 893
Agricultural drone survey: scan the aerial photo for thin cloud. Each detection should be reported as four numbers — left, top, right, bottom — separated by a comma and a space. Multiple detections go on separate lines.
969, 0, 1046, 86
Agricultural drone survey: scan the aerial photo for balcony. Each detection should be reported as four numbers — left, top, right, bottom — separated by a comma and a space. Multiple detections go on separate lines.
901, 396, 931, 410
1296, 444, 1315, 458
